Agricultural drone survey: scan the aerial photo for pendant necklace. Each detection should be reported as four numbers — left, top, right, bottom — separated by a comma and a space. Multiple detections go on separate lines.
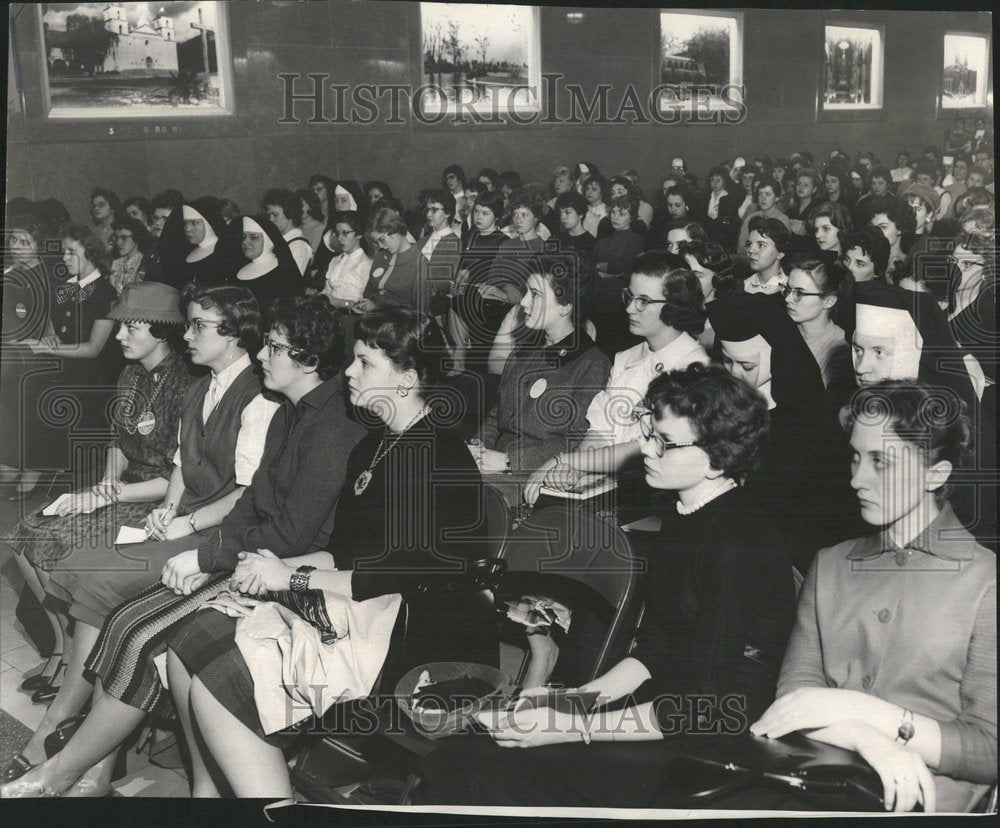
354, 406, 429, 495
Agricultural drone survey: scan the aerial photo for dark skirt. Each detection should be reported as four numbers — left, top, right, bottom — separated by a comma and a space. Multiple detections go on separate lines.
44, 528, 221, 629
86, 575, 230, 714
4, 501, 155, 573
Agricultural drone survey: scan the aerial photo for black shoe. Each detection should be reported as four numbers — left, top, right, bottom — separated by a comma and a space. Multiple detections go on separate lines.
1, 754, 35, 783
20, 656, 64, 693
30, 661, 67, 705
43, 714, 87, 759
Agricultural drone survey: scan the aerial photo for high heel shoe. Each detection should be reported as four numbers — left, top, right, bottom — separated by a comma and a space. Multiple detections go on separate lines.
0, 777, 57, 798
1, 754, 35, 783
61, 750, 128, 797
30, 660, 67, 705
20, 655, 65, 693
43, 714, 88, 759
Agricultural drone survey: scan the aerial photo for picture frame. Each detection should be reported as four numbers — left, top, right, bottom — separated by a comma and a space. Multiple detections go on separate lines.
941, 31, 990, 110
418, 2, 541, 119
820, 23, 884, 111
658, 10, 744, 114
36, 1, 234, 120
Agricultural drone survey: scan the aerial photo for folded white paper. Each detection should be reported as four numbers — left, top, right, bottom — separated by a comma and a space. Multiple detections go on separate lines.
115, 525, 148, 545
41, 493, 72, 516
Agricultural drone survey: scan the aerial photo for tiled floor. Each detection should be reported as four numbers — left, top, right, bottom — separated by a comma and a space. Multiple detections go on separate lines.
0, 481, 190, 797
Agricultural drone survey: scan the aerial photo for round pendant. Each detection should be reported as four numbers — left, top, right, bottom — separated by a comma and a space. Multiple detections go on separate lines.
354, 470, 372, 496
15, 302, 27, 319
136, 411, 156, 435
654, 362, 664, 374
529, 378, 547, 399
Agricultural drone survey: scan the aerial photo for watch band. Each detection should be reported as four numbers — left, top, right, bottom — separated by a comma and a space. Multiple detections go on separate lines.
895, 709, 915, 745
289, 565, 317, 593
188, 513, 198, 533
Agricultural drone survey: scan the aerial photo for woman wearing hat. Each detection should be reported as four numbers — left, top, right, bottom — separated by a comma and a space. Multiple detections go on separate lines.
157, 198, 229, 288
2, 282, 192, 780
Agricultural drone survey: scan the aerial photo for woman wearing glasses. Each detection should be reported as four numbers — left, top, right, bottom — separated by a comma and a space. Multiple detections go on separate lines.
157, 198, 229, 288
108, 216, 154, 295
3, 295, 366, 798
524, 252, 708, 506
356, 208, 422, 313
320, 211, 373, 309
781, 253, 848, 389
418, 364, 796, 807
219, 216, 303, 319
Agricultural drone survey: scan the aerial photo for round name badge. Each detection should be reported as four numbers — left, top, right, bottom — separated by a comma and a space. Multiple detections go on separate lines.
136, 411, 156, 436
15, 303, 27, 319
372, 267, 385, 280
529, 378, 547, 399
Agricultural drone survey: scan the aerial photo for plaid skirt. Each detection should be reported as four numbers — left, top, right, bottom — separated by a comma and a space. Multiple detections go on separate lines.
86, 574, 230, 714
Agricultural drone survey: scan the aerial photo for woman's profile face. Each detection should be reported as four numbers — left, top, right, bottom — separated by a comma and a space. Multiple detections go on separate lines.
312, 182, 328, 203
559, 207, 582, 232
842, 247, 876, 282
344, 339, 411, 417
257, 327, 304, 396
115, 227, 138, 258
92, 196, 112, 222
870, 213, 900, 247
814, 217, 840, 251
639, 407, 711, 493
784, 268, 832, 325
115, 320, 159, 363
850, 171, 864, 190
666, 228, 691, 255
61, 238, 88, 277
907, 195, 931, 230
367, 187, 384, 205
266, 204, 292, 235
683, 253, 716, 302
720, 336, 772, 389
610, 183, 628, 200
520, 272, 563, 332
125, 204, 148, 225
849, 420, 935, 528
553, 175, 573, 195
425, 201, 450, 231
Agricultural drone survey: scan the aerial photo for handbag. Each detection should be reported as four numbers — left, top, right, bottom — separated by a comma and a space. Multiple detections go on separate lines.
655, 731, 887, 812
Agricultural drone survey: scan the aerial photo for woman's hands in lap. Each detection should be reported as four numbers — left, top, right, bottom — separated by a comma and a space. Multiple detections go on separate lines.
230, 548, 292, 595
751, 688, 889, 738
476, 705, 585, 749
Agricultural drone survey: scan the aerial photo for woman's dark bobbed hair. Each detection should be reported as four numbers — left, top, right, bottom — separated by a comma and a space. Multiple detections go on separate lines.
268, 294, 346, 380
181, 283, 261, 353
354, 306, 448, 391
644, 363, 770, 484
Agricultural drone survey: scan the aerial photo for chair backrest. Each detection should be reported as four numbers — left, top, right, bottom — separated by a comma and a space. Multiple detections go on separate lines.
500, 506, 646, 683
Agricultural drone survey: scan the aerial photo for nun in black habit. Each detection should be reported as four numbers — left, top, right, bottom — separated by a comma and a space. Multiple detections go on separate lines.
158, 197, 230, 288
220, 215, 303, 319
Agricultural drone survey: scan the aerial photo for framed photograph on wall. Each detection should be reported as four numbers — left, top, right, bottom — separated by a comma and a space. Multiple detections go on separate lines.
37, 1, 233, 119
941, 32, 990, 109
821, 24, 883, 110
658, 10, 743, 114
418, 2, 541, 118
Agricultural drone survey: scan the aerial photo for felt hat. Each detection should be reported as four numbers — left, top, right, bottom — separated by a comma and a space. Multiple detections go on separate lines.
903, 182, 941, 212
107, 281, 184, 324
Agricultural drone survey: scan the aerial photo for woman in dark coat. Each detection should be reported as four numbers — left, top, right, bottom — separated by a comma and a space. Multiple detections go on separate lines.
222, 215, 303, 318
417, 365, 795, 807
158, 197, 230, 288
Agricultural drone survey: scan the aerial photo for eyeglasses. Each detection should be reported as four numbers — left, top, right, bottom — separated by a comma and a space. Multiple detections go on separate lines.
334, 229, 357, 238
947, 256, 984, 273
264, 336, 309, 361
426, 206, 446, 213
779, 284, 828, 302
633, 406, 702, 458
186, 319, 223, 335
241, 232, 263, 241
622, 288, 669, 312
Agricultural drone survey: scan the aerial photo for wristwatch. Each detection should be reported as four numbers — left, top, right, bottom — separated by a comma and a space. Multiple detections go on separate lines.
289, 565, 317, 593
188, 513, 198, 533
895, 709, 915, 745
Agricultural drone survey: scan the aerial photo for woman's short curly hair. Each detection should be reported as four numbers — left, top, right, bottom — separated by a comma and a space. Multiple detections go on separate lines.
355, 306, 448, 393
182, 283, 261, 353
8, 212, 53, 252
839, 380, 972, 505
61, 223, 110, 277
111, 216, 154, 254
268, 294, 345, 380
632, 251, 707, 336
644, 363, 770, 483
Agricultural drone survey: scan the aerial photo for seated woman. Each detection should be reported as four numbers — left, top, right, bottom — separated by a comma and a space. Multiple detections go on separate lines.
608, 176, 649, 236
2, 282, 192, 782
841, 227, 891, 285
703, 165, 741, 251
0, 295, 366, 798
307, 174, 336, 224
163, 307, 495, 798
296, 188, 327, 253
262, 188, 312, 277
320, 211, 372, 310
108, 217, 155, 294
417, 364, 796, 808
356, 208, 421, 313
223, 216, 303, 318
482, 192, 546, 313
416, 189, 462, 318
158, 198, 229, 288
581, 175, 612, 239
122, 196, 155, 235
752, 380, 996, 813
525, 252, 709, 506
592, 195, 644, 279
90, 188, 121, 254
1, 211, 59, 494
666, 219, 710, 257
470, 255, 609, 506
677, 238, 735, 350
864, 196, 916, 283
737, 177, 792, 254
780, 252, 848, 389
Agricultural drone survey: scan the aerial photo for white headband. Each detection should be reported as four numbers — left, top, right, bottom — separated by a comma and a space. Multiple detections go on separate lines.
855, 304, 923, 380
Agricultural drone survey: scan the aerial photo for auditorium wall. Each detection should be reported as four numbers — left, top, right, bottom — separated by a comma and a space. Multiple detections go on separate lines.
6, 3, 992, 220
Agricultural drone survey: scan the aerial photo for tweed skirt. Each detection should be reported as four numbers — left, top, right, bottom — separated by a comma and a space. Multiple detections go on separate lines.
86, 574, 230, 714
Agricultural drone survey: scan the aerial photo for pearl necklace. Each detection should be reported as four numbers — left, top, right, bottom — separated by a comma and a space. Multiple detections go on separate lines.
353, 407, 430, 496
676, 478, 737, 515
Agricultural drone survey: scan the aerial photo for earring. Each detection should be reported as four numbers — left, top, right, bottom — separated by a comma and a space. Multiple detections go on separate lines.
396, 385, 410, 398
